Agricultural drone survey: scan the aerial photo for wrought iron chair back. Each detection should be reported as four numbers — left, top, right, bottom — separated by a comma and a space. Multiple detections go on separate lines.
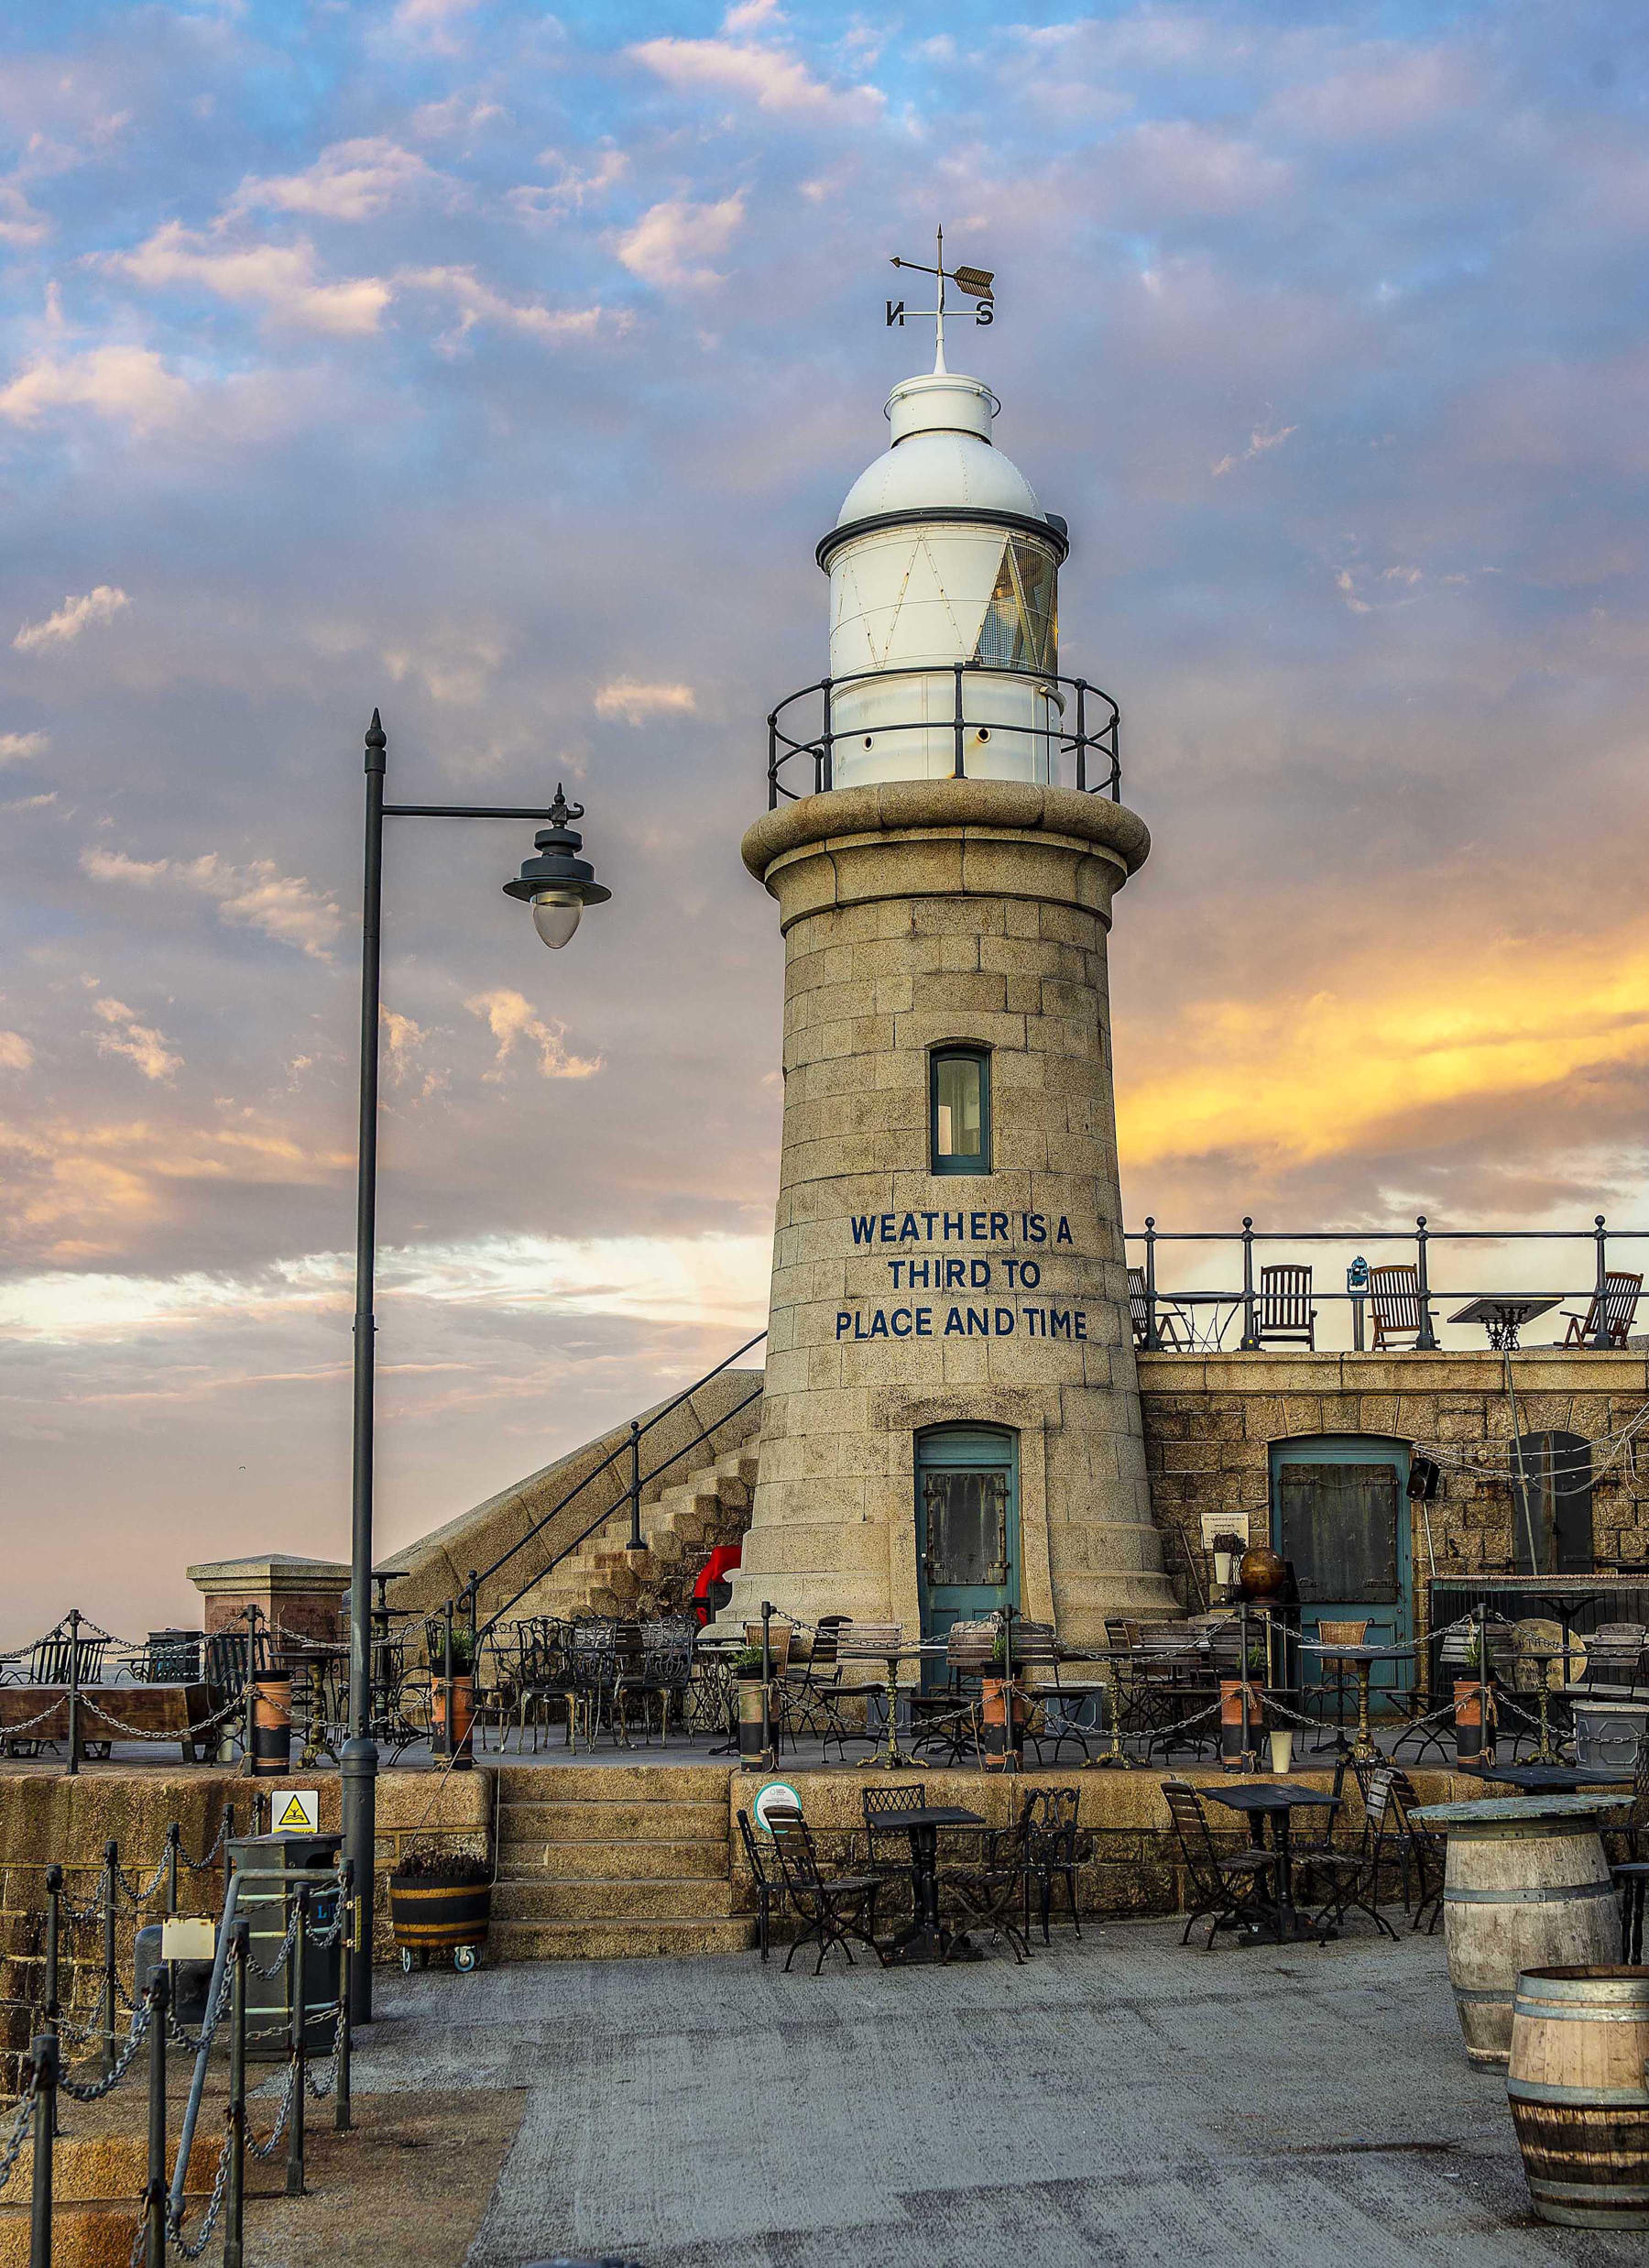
29, 1628, 110, 1687
1127, 1266, 1190, 1350
861, 1781, 929, 1873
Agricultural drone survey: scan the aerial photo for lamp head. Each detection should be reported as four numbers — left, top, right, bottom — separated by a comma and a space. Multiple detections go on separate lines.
503, 784, 611, 948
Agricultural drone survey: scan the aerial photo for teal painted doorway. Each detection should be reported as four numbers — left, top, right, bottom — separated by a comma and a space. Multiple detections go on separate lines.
915, 1426, 1019, 1688
1270, 1434, 1413, 1706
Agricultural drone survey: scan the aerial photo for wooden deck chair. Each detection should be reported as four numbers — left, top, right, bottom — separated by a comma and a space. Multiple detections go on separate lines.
1370, 1264, 1426, 1350
1563, 1271, 1644, 1350
1255, 1264, 1316, 1349
1127, 1266, 1190, 1350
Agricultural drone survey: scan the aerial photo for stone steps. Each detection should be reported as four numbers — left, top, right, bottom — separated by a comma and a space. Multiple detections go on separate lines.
514, 1443, 760, 1624
490, 1762, 750, 1962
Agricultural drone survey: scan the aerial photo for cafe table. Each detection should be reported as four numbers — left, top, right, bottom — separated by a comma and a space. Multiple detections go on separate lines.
1201, 1782, 1339, 1945
1296, 1638, 1415, 1763
881, 1804, 987, 1966
1447, 1295, 1560, 1351
1455, 1759, 1633, 1794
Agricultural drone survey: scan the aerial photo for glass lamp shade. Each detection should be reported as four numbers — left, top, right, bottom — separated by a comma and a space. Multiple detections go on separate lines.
530, 893, 582, 950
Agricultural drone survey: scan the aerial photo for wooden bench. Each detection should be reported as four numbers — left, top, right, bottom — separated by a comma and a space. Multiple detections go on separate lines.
0, 1682, 213, 1760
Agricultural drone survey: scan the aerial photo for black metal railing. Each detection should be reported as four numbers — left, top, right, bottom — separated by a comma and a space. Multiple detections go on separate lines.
415, 1331, 768, 1666
766, 663, 1120, 807
1129, 1215, 1649, 1354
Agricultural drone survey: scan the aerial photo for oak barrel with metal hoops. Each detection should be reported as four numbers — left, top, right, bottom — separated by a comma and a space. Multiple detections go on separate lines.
1509, 1967, 1649, 2228
1426, 1799, 1623, 2065
249, 1671, 292, 1777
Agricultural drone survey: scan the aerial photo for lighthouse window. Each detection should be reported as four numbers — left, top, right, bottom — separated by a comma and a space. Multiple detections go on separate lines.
970, 538, 1058, 674
931, 1048, 990, 1176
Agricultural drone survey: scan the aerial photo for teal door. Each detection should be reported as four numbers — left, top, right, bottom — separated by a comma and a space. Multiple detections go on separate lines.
1270, 1435, 1413, 1706
916, 1426, 1019, 1688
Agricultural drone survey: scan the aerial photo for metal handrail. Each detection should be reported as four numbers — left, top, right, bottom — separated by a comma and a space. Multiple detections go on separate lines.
766, 662, 1120, 807
1127, 1215, 1647, 1353
412, 1331, 767, 1650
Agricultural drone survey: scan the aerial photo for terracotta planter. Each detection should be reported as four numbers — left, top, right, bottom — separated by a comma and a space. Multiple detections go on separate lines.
982, 1674, 1028, 1769
1219, 1677, 1265, 1769
432, 1672, 475, 1768
249, 1672, 292, 1778
737, 1678, 776, 1766
1454, 1676, 1496, 1764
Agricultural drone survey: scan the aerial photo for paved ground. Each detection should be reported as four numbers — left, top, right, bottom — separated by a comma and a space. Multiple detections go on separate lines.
353, 1917, 1644, 2268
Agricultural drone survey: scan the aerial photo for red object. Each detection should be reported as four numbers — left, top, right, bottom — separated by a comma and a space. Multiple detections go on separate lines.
691, 1545, 742, 1626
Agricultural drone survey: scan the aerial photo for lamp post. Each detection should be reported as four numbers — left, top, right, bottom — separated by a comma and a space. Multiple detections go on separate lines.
342, 709, 610, 2021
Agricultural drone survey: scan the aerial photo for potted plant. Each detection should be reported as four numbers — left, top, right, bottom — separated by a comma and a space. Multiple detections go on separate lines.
982, 1632, 1029, 1769
732, 1645, 766, 1680
388, 1844, 491, 1973
1210, 1532, 1244, 1594
432, 1624, 477, 1769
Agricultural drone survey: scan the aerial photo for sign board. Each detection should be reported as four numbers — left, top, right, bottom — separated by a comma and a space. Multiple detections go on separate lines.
1199, 1511, 1250, 1550
273, 1788, 320, 1835
751, 1780, 801, 1835
161, 1915, 216, 1961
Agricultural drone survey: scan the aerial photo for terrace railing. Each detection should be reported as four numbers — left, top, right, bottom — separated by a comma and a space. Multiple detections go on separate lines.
1129, 1216, 1648, 1355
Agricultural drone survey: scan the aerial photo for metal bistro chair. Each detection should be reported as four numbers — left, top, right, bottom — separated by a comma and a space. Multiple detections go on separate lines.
781, 1614, 852, 1743
1289, 1759, 1394, 1942
910, 1622, 996, 1765
643, 1617, 696, 1743
824, 1624, 904, 1764
1161, 1780, 1277, 1948
1311, 1618, 1371, 1751
1355, 1761, 1444, 1933
1128, 1266, 1191, 1350
737, 1808, 790, 1962
1254, 1265, 1316, 1351
1019, 1787, 1092, 1943
1564, 1270, 1644, 1351
944, 1810, 1036, 1965
1014, 1621, 1106, 1767
859, 1781, 929, 1926
1369, 1264, 1429, 1351
764, 1806, 885, 1974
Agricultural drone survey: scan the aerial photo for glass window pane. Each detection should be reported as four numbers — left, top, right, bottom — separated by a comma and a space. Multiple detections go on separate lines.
1010, 539, 1057, 671
972, 544, 1029, 669
935, 1056, 982, 1157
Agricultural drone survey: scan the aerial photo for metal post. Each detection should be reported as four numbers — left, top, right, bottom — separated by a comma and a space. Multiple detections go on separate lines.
28, 2034, 56, 2268
241, 1606, 258, 1774
1142, 1218, 1161, 1353
822, 678, 834, 793
759, 1602, 773, 1769
952, 663, 966, 779
768, 714, 779, 810
102, 1840, 118, 2081
166, 1824, 180, 1919
1075, 680, 1087, 792
221, 1806, 235, 1917
65, 1607, 81, 1779
335, 1863, 353, 2134
628, 1419, 642, 1551
1478, 1601, 1491, 1763
287, 1886, 308, 2197
145, 1970, 167, 2268
224, 1923, 246, 2268
343, 710, 386, 2027
1591, 1215, 1611, 1348
1414, 1216, 1438, 1350
1239, 1218, 1260, 1350
43, 1865, 61, 2064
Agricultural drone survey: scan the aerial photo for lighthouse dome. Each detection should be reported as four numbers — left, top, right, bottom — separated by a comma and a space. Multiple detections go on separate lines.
835, 371, 1049, 533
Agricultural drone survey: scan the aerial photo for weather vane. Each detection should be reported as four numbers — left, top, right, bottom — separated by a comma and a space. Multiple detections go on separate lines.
886, 225, 995, 373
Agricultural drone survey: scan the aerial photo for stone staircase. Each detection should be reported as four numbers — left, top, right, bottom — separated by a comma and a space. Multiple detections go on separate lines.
489, 1765, 752, 1962
510, 1442, 760, 1623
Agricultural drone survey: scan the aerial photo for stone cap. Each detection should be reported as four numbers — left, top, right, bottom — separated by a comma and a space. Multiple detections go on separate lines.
742, 777, 1150, 885
187, 1553, 353, 1593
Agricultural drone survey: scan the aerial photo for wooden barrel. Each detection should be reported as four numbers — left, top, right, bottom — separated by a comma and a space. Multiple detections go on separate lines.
1509, 1967, 1649, 2228
432, 1673, 475, 1769
387, 1875, 491, 1956
1443, 1818, 1622, 2065
249, 1672, 291, 1777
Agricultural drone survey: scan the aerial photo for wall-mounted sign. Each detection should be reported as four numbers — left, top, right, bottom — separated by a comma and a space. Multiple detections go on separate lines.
751, 1781, 801, 1835
273, 1789, 320, 1835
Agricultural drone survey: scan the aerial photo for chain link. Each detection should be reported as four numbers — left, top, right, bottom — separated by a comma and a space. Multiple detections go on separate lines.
247, 2059, 298, 2160
250, 1901, 302, 1979
179, 1813, 233, 1873
165, 1956, 235, 2055
0, 2082, 35, 2189
82, 1688, 246, 1744
59, 1996, 152, 2104
168, 2126, 232, 2262
117, 1846, 173, 1906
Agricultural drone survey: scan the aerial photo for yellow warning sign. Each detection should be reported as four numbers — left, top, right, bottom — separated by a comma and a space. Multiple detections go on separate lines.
275, 1790, 319, 1834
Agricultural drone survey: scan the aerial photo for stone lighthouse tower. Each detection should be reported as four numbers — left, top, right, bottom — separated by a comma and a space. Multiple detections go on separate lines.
726, 246, 1176, 1651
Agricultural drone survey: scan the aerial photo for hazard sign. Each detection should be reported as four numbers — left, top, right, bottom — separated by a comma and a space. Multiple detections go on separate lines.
274, 1789, 319, 1834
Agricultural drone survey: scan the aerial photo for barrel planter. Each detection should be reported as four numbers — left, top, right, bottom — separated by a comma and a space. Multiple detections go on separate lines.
388, 1871, 491, 1973
249, 1672, 292, 1778
1573, 1699, 1649, 1777
431, 1673, 475, 1769
1509, 1967, 1649, 2229
1413, 1795, 1624, 2065
982, 1676, 1028, 1769
737, 1676, 776, 1766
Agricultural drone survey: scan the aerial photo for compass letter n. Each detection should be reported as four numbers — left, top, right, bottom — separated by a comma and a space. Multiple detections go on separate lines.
885, 300, 905, 327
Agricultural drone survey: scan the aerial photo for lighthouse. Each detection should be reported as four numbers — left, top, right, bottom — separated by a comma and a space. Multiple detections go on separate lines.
726, 240, 1177, 1656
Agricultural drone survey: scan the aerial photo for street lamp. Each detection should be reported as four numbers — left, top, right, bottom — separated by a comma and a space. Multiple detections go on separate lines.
342, 710, 609, 2021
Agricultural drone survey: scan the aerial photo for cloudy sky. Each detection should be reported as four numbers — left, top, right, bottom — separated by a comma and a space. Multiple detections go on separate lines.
2, 0, 1646, 1645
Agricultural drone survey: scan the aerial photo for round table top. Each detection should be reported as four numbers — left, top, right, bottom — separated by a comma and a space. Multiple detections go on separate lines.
1412, 1792, 1627, 1828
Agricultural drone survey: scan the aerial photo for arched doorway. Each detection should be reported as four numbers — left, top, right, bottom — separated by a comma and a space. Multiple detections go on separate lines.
1511, 1431, 1593, 1574
914, 1427, 1019, 1675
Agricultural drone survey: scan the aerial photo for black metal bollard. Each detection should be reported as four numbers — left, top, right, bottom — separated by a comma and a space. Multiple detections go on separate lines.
220, 1803, 235, 1919
43, 1864, 61, 2144
287, 1885, 308, 2197
224, 1923, 247, 2268
335, 1863, 353, 2133
28, 2033, 56, 2268
102, 1840, 119, 2081
146, 1969, 168, 2268
66, 1609, 82, 1779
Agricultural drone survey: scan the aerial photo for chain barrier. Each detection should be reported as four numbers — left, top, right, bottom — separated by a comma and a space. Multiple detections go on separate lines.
0, 2079, 33, 2190
166, 1955, 235, 2055
179, 1812, 234, 1872
60, 1994, 151, 2103
0, 1694, 78, 1740
251, 1900, 303, 1980
81, 1687, 247, 1744
247, 2059, 299, 2161
57, 1877, 110, 1924
168, 2127, 233, 2262
116, 1845, 174, 1906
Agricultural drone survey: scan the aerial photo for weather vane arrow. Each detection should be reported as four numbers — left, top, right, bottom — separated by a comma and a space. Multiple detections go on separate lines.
886, 225, 995, 371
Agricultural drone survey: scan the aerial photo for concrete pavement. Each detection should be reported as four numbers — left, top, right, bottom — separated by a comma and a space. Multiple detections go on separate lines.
352, 1916, 1647, 2268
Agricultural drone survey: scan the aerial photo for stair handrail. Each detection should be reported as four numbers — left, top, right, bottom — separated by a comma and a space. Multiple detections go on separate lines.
418, 1329, 767, 1644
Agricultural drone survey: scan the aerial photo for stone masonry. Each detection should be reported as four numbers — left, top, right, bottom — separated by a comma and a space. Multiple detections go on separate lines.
726, 777, 1178, 1649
